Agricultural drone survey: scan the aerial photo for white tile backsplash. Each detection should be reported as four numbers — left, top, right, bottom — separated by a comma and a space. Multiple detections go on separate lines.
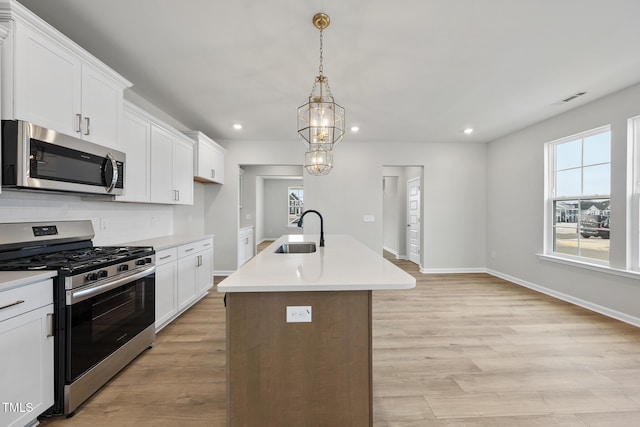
0, 190, 173, 245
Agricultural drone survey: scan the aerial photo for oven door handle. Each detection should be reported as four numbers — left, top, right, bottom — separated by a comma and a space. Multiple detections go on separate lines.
68, 266, 155, 305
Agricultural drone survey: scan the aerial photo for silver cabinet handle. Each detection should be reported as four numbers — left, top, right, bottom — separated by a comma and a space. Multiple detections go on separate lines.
159, 254, 172, 260
211, 169, 215, 178
76, 114, 82, 133
184, 248, 195, 252
84, 116, 91, 135
176, 190, 180, 201
0, 300, 25, 310
105, 152, 118, 193
47, 313, 54, 337
203, 243, 211, 247
197, 255, 202, 267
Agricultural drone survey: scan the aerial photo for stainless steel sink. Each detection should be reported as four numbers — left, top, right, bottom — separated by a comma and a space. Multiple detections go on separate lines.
274, 242, 317, 254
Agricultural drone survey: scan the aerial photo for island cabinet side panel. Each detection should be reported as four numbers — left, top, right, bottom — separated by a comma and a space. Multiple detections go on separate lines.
226, 290, 372, 427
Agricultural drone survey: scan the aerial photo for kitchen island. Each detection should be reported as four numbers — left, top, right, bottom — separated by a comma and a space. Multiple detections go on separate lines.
218, 234, 415, 426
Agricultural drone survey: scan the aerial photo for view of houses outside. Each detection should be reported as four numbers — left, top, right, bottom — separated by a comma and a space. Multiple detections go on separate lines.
554, 198, 610, 261
288, 187, 304, 226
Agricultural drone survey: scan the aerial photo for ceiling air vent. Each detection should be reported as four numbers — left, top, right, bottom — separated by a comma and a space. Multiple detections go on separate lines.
560, 91, 587, 103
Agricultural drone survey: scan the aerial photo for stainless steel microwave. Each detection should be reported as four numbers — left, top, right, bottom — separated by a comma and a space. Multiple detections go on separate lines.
1, 120, 125, 196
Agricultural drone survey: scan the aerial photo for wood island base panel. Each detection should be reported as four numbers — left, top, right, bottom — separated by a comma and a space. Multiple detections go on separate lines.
226, 290, 372, 426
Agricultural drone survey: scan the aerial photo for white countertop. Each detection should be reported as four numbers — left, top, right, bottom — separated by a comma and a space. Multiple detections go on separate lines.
123, 234, 214, 251
0, 270, 58, 292
218, 234, 416, 293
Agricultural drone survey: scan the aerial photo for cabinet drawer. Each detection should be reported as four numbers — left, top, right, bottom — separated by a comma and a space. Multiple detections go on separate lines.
156, 248, 178, 266
0, 279, 53, 323
177, 239, 213, 258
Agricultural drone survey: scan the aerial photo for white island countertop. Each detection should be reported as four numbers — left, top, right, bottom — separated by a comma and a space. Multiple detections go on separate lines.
218, 234, 416, 293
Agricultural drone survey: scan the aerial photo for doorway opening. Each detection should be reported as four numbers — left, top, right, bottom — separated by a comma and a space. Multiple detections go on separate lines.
382, 166, 423, 267
238, 165, 303, 266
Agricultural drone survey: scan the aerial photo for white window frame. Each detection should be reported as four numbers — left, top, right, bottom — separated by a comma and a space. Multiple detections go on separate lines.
630, 115, 640, 271
543, 125, 611, 265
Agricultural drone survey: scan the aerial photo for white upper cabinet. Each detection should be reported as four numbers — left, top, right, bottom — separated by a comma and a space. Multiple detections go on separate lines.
80, 62, 124, 147
150, 125, 194, 205
0, 3, 131, 149
184, 131, 226, 184
116, 102, 151, 203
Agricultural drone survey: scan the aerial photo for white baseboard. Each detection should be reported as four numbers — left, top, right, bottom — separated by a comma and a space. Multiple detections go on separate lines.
420, 267, 487, 274
487, 269, 640, 328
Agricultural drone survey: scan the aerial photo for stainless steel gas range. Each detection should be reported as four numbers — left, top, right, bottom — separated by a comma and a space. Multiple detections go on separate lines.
0, 220, 155, 416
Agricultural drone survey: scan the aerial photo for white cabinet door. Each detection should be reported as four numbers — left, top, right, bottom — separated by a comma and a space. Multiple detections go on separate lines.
210, 144, 225, 184
150, 125, 175, 204
173, 137, 194, 205
196, 137, 215, 181
80, 63, 123, 149
177, 254, 198, 310
196, 248, 214, 295
155, 260, 178, 331
13, 22, 81, 136
0, 304, 54, 427
116, 106, 150, 202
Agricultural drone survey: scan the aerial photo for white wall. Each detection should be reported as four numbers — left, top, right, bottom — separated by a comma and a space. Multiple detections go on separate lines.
383, 176, 399, 255
207, 139, 487, 273
487, 81, 640, 322
264, 178, 304, 239
0, 190, 173, 245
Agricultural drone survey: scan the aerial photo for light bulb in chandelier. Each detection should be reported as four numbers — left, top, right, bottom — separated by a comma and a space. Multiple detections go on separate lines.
304, 148, 333, 176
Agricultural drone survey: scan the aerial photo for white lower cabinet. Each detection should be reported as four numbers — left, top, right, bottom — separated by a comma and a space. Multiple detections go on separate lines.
238, 226, 255, 267
154, 238, 213, 332
154, 248, 178, 331
0, 278, 54, 427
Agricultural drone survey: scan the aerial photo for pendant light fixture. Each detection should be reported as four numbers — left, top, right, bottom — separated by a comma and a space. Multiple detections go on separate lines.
297, 13, 345, 176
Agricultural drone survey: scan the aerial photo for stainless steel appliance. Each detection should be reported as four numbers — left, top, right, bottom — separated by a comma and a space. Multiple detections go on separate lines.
1, 120, 125, 196
0, 220, 154, 416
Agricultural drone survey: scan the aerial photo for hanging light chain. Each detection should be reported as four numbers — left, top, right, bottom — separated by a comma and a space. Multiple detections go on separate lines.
318, 28, 324, 76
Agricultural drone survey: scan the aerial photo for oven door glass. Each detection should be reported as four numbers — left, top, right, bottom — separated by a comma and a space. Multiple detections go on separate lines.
66, 273, 154, 382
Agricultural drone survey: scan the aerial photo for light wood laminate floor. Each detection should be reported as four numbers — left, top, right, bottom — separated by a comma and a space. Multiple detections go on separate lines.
40, 253, 640, 426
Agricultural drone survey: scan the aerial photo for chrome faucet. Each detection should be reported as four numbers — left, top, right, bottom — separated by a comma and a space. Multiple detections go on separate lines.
297, 210, 324, 247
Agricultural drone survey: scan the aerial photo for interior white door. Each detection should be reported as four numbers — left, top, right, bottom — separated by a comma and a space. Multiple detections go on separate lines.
406, 177, 421, 265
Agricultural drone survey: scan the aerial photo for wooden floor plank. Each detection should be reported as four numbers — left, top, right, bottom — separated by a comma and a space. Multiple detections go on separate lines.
40, 253, 640, 425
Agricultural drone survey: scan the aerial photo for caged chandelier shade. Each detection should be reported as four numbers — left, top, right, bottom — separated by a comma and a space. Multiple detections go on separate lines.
298, 13, 344, 176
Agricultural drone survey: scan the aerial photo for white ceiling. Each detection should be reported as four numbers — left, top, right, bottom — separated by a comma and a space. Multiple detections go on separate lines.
17, 0, 640, 144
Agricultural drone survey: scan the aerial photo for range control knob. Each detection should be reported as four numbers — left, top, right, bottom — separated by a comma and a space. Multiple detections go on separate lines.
135, 259, 146, 266
145, 257, 153, 264
118, 264, 129, 272
98, 270, 108, 278
85, 272, 98, 281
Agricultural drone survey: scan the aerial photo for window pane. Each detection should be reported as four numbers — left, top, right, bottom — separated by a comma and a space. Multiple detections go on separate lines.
554, 225, 579, 256
583, 131, 610, 166
556, 139, 581, 170
556, 169, 581, 197
582, 164, 610, 195
577, 199, 610, 261
288, 187, 304, 226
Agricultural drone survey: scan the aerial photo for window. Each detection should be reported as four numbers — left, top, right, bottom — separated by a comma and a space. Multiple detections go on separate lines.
288, 187, 303, 227
546, 126, 611, 263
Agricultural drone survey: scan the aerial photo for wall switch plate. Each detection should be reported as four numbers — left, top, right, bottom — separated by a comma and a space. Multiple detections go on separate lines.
364, 215, 375, 222
286, 306, 312, 323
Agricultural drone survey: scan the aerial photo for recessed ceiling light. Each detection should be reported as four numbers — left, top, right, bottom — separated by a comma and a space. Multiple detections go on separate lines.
233, 123, 243, 130
464, 128, 473, 135
350, 126, 360, 132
